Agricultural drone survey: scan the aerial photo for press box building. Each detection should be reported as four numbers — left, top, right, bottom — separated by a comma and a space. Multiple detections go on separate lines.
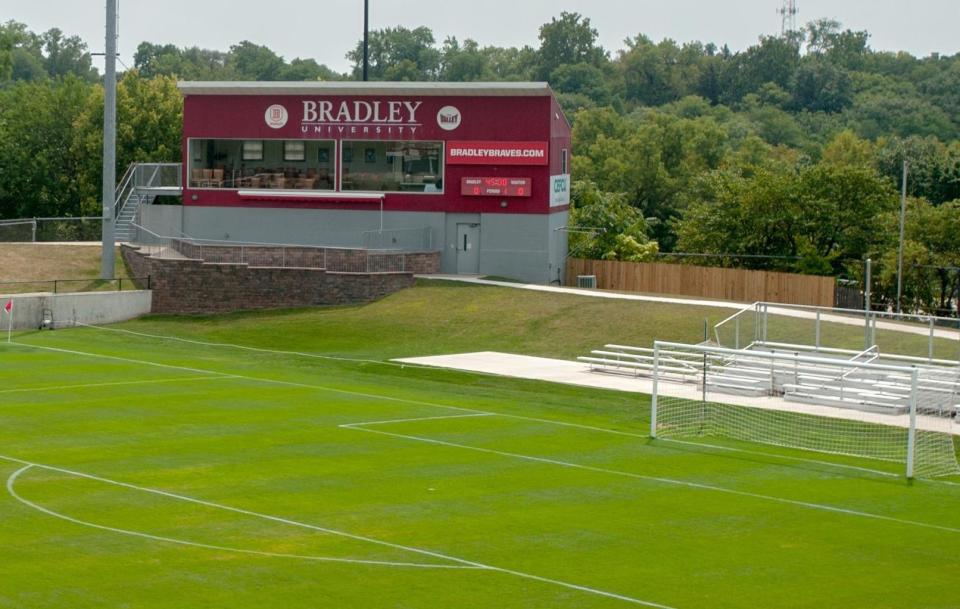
142, 82, 572, 283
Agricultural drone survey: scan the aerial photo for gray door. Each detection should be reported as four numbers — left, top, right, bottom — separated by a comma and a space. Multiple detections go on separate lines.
456, 223, 480, 274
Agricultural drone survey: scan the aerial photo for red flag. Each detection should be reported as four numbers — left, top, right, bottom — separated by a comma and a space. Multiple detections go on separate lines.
3, 299, 10, 314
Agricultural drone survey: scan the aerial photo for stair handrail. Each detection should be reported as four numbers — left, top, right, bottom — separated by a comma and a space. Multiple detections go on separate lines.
114, 163, 139, 219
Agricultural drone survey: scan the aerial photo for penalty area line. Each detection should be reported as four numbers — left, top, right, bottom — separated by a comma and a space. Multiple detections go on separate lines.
0, 454, 677, 608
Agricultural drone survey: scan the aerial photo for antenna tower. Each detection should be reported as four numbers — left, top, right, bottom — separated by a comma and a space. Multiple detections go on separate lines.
778, 0, 798, 34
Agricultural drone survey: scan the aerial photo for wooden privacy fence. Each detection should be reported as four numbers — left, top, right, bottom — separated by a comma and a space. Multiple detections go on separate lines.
566, 258, 835, 307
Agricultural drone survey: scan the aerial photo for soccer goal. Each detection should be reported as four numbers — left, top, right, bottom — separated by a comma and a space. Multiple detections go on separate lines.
0, 220, 36, 242
649, 341, 960, 479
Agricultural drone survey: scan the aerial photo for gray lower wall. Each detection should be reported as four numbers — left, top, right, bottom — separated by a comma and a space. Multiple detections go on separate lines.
140, 205, 568, 284
138, 204, 184, 242
184, 206, 445, 250
548, 210, 570, 285
0, 290, 152, 330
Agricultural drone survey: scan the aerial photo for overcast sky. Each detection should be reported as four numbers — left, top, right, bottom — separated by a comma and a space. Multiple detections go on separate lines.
3, 0, 958, 74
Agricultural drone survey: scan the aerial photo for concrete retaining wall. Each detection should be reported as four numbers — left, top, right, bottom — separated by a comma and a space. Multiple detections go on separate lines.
0, 290, 152, 330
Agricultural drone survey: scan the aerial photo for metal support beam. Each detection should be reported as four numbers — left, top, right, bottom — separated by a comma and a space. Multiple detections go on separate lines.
649, 343, 660, 438
906, 368, 918, 479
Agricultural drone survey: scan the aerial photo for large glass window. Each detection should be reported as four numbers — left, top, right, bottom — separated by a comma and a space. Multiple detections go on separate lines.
340, 141, 443, 193
188, 139, 335, 190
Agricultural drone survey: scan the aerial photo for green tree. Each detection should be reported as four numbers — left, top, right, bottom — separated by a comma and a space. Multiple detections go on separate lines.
791, 58, 853, 113
549, 62, 613, 105
440, 38, 488, 81
0, 77, 92, 218
0, 26, 12, 80
719, 35, 801, 105
134, 42, 235, 80
280, 58, 339, 81
41, 28, 97, 81
874, 136, 960, 205
534, 12, 607, 82
228, 41, 285, 80
346, 26, 441, 81
568, 181, 657, 261
71, 72, 183, 212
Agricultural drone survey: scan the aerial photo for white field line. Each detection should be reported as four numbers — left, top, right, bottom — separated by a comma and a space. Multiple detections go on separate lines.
20, 327, 957, 484
6, 465, 477, 570
9, 339, 958, 487
7, 341, 241, 379
0, 375, 235, 396
10, 341, 920, 485
339, 413, 495, 428
342, 424, 960, 535
67, 322, 441, 371
0, 455, 676, 609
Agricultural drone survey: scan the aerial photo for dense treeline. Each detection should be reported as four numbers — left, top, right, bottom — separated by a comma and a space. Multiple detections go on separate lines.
1, 15, 958, 313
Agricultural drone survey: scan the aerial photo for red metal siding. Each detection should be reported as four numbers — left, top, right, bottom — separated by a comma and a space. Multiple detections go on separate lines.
182, 93, 567, 215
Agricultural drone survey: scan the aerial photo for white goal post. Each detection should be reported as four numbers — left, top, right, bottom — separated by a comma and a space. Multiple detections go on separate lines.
649, 341, 960, 479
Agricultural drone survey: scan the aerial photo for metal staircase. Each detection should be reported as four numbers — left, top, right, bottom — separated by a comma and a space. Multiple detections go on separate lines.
113, 163, 182, 242
115, 193, 155, 241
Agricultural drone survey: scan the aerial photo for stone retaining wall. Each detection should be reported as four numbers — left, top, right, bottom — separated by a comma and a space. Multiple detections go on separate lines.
122, 244, 422, 315
170, 239, 440, 274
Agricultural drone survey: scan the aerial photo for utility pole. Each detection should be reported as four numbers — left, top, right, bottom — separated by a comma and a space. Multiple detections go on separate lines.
897, 159, 909, 314
362, 0, 369, 81
100, 0, 117, 279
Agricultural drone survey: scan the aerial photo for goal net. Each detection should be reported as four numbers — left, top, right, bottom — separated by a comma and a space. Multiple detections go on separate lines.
0, 220, 36, 242
650, 341, 960, 479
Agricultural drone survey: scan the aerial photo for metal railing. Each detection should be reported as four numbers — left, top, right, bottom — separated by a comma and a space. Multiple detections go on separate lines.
129, 224, 412, 274
133, 163, 182, 190
0, 276, 149, 295
714, 301, 960, 362
0, 217, 104, 242
114, 163, 182, 220
113, 163, 138, 220
361, 226, 433, 250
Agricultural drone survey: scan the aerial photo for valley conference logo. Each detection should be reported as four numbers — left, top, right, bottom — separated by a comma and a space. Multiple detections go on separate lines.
437, 105, 461, 131
264, 104, 288, 129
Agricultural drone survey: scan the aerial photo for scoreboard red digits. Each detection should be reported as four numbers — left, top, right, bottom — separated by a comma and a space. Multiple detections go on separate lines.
461, 177, 532, 197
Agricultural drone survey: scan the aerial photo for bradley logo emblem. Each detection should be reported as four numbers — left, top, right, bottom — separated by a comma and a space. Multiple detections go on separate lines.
437, 105, 461, 131
264, 104, 289, 129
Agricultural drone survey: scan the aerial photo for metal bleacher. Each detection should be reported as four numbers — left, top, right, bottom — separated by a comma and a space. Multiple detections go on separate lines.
578, 342, 960, 417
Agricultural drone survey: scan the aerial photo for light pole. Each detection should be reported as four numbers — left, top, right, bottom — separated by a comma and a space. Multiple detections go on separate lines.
896, 159, 908, 314
100, 0, 117, 280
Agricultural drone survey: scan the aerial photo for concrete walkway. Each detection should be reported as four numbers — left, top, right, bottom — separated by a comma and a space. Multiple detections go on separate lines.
417, 275, 960, 342
395, 351, 959, 435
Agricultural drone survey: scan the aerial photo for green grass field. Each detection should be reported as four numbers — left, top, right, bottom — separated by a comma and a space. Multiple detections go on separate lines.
1, 281, 959, 609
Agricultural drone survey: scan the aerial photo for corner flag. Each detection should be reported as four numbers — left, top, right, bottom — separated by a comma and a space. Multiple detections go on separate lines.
3, 298, 11, 343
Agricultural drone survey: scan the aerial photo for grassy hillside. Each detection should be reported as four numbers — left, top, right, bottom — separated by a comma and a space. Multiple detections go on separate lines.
118, 279, 733, 361
91, 279, 957, 362
0, 244, 131, 293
